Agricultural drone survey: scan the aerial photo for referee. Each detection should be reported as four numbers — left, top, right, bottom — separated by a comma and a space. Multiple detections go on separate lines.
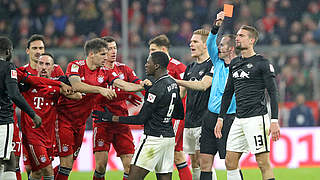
0, 36, 41, 180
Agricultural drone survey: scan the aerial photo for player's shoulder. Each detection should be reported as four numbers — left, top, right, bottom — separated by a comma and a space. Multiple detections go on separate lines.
70, 59, 86, 66
169, 58, 182, 65
53, 64, 62, 68
114, 62, 126, 67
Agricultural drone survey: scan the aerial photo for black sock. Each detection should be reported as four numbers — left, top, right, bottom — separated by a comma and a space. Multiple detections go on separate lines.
200, 171, 212, 180
267, 178, 275, 180
94, 170, 105, 178
239, 169, 244, 180
58, 166, 72, 176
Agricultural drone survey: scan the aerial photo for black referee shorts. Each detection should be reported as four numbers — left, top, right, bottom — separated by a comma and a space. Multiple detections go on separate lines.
200, 111, 235, 159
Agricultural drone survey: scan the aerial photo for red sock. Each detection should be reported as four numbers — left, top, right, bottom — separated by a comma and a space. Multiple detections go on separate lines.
54, 165, 59, 178
55, 173, 69, 180
93, 176, 104, 180
15, 168, 22, 180
123, 172, 129, 180
176, 162, 192, 180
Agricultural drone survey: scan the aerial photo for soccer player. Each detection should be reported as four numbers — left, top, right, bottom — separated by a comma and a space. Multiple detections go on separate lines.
217, 25, 280, 180
0, 36, 41, 180
201, 12, 239, 180
16, 34, 64, 180
92, 36, 142, 180
173, 29, 213, 180
20, 53, 80, 180
148, 34, 192, 180
93, 51, 185, 180
55, 38, 146, 180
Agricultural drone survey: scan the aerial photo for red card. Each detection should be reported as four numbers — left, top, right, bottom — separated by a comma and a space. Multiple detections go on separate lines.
224, 4, 234, 17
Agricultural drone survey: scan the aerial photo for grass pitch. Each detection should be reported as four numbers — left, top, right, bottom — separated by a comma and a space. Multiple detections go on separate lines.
22, 168, 320, 179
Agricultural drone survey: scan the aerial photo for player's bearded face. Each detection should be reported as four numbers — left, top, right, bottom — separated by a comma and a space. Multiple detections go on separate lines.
145, 56, 155, 75
27, 40, 45, 64
190, 34, 206, 58
236, 29, 251, 50
37, 56, 53, 78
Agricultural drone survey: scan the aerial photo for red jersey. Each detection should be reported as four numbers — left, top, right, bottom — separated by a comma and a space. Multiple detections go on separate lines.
167, 58, 186, 80
56, 60, 117, 127
20, 63, 64, 77
94, 62, 141, 117
20, 85, 60, 147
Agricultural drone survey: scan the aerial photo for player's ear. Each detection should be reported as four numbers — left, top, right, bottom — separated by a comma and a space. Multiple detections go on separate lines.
154, 64, 160, 70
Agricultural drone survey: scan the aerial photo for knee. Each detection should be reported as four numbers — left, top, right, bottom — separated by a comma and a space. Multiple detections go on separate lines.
41, 165, 53, 176
256, 158, 271, 172
199, 157, 212, 171
31, 170, 42, 179
60, 155, 74, 168
225, 156, 237, 170
174, 151, 186, 165
95, 160, 107, 173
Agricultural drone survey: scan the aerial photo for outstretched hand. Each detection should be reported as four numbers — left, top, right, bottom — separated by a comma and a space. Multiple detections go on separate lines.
92, 107, 113, 123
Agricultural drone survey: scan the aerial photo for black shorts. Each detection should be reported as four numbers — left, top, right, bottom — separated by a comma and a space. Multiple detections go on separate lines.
200, 111, 235, 159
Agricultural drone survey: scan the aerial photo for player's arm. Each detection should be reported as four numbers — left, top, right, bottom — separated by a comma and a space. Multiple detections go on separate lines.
179, 86, 187, 98
175, 75, 212, 91
172, 91, 185, 120
113, 78, 151, 92
262, 61, 280, 141
60, 89, 82, 100
5, 64, 41, 127
218, 69, 235, 119
69, 75, 116, 99
207, 11, 224, 65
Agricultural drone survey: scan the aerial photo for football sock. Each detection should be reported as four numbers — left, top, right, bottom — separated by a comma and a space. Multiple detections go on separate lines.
192, 167, 201, 180
176, 162, 192, 180
227, 169, 243, 180
200, 171, 212, 180
93, 170, 105, 180
267, 179, 275, 180
16, 167, 21, 180
29, 176, 41, 180
0, 165, 4, 179
43, 176, 54, 180
53, 165, 59, 178
123, 172, 129, 180
55, 166, 71, 180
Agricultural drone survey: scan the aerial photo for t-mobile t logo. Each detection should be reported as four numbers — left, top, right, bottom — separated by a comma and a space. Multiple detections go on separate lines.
33, 97, 44, 109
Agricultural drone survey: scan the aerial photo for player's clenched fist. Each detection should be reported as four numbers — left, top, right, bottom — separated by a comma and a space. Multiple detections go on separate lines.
98, 87, 117, 99
32, 114, 42, 128
92, 107, 113, 123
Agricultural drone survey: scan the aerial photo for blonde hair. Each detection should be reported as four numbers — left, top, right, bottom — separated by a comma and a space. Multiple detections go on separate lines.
193, 29, 210, 43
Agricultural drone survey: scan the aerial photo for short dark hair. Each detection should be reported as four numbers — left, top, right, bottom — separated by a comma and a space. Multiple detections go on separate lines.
150, 51, 169, 69
84, 38, 108, 56
101, 36, 116, 43
239, 25, 259, 45
223, 34, 240, 55
148, 34, 170, 49
0, 36, 13, 52
40, 52, 55, 63
27, 34, 45, 49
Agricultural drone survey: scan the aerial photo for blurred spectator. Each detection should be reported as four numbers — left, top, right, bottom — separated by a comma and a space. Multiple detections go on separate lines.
288, 94, 315, 127
58, 22, 83, 48
50, 6, 68, 36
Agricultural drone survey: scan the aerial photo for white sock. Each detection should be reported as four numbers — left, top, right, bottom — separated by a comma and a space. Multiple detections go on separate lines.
192, 167, 201, 180
2, 171, 17, 180
0, 165, 4, 179
212, 168, 217, 180
227, 169, 242, 180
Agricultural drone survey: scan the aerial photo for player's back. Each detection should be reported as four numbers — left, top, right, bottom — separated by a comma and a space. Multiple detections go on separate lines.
144, 75, 184, 138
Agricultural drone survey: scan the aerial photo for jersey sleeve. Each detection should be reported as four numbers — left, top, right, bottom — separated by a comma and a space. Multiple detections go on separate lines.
54, 65, 65, 76
174, 63, 187, 80
105, 70, 120, 85
124, 65, 141, 83
207, 32, 219, 65
66, 62, 81, 77
204, 61, 214, 77
261, 59, 279, 119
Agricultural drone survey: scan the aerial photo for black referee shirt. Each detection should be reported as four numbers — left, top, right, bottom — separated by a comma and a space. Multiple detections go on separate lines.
183, 58, 214, 128
219, 54, 279, 119
0, 60, 35, 125
119, 75, 184, 137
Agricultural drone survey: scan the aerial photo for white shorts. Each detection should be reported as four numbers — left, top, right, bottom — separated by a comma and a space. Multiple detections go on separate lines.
183, 127, 201, 154
131, 134, 175, 173
227, 114, 271, 154
0, 123, 14, 160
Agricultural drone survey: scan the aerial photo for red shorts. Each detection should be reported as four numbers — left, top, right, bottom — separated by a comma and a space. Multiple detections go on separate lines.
93, 123, 134, 156
12, 122, 22, 157
22, 143, 52, 171
172, 119, 185, 151
56, 123, 86, 159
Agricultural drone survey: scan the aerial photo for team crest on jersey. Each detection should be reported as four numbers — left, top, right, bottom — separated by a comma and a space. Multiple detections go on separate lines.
62, 144, 69, 152
71, 64, 79, 72
199, 71, 204, 76
247, 63, 253, 68
147, 93, 156, 103
39, 155, 47, 163
233, 69, 250, 79
11, 70, 17, 79
97, 76, 104, 83
97, 139, 104, 147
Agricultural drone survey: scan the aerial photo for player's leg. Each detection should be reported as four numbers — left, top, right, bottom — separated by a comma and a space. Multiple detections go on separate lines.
193, 127, 202, 180
156, 173, 172, 180
1, 123, 17, 179
183, 127, 200, 180
92, 125, 112, 180
114, 124, 135, 180
12, 125, 22, 180
173, 119, 192, 180
127, 165, 149, 180
200, 112, 220, 180
22, 144, 32, 178
244, 114, 273, 180
225, 117, 248, 180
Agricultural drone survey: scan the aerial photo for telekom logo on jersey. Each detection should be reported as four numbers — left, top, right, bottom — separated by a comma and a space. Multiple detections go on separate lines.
33, 97, 44, 109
